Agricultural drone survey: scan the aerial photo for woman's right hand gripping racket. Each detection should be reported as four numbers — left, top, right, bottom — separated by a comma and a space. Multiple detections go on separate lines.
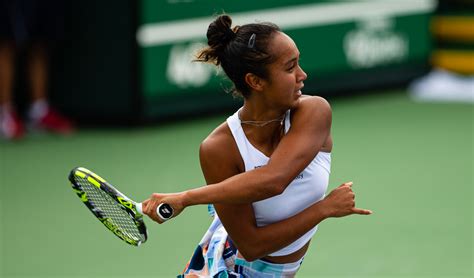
68, 167, 174, 246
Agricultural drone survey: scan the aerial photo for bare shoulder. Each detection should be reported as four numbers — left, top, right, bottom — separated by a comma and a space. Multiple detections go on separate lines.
200, 122, 233, 156
297, 95, 331, 114
291, 95, 332, 125
199, 122, 242, 176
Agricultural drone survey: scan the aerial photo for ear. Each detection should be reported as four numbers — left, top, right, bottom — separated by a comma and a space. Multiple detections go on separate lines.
244, 73, 266, 92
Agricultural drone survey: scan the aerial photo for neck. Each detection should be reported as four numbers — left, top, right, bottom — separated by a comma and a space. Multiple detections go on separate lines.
238, 101, 288, 125
238, 108, 286, 156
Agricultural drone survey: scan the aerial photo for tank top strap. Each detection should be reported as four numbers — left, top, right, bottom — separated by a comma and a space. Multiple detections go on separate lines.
227, 108, 291, 171
226, 109, 256, 171
284, 109, 291, 133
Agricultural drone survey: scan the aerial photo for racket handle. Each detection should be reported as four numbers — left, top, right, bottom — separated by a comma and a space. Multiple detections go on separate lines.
156, 203, 174, 221
136, 203, 174, 222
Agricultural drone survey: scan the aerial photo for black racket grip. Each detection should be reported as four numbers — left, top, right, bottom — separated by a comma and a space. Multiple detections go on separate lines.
157, 203, 174, 221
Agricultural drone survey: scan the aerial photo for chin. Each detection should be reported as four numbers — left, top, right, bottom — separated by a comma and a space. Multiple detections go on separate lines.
289, 96, 301, 109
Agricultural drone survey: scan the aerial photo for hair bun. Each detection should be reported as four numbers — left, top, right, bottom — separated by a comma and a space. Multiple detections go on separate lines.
206, 15, 235, 48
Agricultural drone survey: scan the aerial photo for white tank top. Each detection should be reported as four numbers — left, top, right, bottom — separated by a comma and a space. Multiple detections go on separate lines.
226, 108, 331, 256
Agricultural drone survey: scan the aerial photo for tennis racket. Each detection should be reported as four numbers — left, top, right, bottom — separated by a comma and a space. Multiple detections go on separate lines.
68, 166, 174, 246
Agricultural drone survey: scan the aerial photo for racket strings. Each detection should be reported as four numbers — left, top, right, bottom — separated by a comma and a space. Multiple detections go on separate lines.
75, 177, 143, 241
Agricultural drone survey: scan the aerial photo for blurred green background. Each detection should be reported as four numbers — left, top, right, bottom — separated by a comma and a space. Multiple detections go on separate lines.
1, 0, 474, 277
1, 90, 472, 277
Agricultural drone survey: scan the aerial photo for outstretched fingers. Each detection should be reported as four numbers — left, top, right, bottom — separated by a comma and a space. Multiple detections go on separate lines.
341, 182, 372, 215
352, 207, 372, 215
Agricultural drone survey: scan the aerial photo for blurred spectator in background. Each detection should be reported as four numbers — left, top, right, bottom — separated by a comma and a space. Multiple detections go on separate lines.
0, 0, 73, 140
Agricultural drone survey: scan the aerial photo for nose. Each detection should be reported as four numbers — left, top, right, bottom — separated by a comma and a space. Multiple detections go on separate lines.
297, 65, 307, 82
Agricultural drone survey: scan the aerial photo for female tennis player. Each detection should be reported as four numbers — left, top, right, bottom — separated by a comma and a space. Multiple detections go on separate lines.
142, 14, 371, 276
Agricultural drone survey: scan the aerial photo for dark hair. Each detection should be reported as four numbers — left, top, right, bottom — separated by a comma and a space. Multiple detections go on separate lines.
195, 14, 280, 98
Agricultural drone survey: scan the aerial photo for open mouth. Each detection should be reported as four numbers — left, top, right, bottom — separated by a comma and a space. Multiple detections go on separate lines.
295, 84, 304, 95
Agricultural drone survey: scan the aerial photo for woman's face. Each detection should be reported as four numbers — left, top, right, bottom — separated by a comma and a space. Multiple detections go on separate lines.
261, 32, 307, 109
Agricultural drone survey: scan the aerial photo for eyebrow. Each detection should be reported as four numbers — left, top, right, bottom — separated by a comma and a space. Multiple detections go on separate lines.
284, 57, 298, 67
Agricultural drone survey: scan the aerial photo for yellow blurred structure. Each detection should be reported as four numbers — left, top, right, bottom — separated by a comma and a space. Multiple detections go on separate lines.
430, 8, 474, 74
431, 50, 474, 74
